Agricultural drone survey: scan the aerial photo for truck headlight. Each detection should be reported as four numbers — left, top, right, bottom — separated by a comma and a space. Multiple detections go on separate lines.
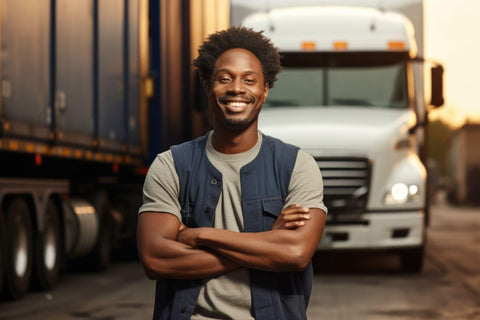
385, 183, 419, 205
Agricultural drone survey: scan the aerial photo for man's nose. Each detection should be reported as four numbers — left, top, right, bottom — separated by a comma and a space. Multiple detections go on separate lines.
227, 78, 246, 94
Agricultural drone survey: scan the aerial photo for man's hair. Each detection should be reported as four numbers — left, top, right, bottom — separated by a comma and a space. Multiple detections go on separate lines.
193, 26, 281, 89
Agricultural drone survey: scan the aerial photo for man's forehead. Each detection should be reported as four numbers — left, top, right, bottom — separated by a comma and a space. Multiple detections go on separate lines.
213, 48, 262, 71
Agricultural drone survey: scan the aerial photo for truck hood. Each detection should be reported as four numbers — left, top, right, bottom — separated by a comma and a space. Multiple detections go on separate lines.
258, 106, 416, 158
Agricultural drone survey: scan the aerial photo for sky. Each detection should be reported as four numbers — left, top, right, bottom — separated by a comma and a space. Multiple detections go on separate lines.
425, 0, 480, 126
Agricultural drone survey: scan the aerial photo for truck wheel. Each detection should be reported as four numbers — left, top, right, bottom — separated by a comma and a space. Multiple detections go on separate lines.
92, 216, 112, 271
3, 197, 34, 300
32, 199, 62, 290
86, 192, 112, 271
400, 246, 424, 273
0, 209, 5, 295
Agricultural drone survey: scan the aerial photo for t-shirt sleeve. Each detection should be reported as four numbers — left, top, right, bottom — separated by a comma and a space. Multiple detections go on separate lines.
284, 150, 328, 214
138, 150, 182, 221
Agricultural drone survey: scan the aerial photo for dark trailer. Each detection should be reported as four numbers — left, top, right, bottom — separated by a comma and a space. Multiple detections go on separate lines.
0, 0, 229, 300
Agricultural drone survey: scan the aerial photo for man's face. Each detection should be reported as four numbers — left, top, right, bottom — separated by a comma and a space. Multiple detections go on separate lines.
207, 48, 269, 131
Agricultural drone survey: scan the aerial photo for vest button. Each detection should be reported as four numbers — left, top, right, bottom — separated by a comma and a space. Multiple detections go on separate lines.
180, 306, 187, 313
210, 178, 217, 185
204, 207, 211, 213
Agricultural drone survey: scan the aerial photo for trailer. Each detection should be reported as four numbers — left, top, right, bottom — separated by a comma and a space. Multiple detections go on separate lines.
0, 0, 229, 300
241, 1, 443, 272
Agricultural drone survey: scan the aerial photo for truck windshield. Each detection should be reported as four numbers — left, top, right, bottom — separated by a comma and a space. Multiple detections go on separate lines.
264, 52, 409, 109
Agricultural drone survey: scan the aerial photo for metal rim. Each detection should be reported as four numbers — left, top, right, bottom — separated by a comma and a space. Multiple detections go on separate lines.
13, 214, 29, 278
43, 222, 57, 271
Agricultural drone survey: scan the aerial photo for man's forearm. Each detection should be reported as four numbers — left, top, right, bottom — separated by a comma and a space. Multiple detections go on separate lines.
198, 228, 307, 272
177, 209, 325, 272
140, 236, 239, 280
137, 212, 239, 280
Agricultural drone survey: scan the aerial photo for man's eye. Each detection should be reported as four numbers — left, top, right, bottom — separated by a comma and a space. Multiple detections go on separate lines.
244, 79, 255, 84
219, 77, 231, 83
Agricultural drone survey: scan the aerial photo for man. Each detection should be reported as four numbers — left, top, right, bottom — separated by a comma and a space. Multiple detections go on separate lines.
137, 26, 327, 320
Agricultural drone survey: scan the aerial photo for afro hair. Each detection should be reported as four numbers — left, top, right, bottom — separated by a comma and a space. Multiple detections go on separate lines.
193, 26, 281, 89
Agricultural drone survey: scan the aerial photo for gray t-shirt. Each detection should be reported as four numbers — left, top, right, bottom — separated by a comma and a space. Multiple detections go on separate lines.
139, 132, 327, 319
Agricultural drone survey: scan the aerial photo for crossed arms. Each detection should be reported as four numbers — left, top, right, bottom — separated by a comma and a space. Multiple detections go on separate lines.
137, 205, 326, 280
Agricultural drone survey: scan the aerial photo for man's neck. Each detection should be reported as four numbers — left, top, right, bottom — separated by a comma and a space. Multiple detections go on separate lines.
211, 126, 259, 154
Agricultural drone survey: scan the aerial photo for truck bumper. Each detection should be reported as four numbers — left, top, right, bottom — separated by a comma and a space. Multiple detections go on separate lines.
317, 211, 425, 250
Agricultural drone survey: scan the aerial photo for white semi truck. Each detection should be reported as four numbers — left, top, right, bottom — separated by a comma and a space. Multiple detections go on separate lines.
242, 4, 444, 272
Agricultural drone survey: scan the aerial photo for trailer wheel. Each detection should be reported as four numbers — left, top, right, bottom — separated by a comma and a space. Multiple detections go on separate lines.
0, 209, 5, 295
3, 197, 34, 300
400, 245, 424, 273
86, 192, 112, 271
32, 199, 62, 290
92, 215, 113, 271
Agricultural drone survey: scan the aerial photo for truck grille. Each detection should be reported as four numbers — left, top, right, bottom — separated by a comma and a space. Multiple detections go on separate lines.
315, 157, 371, 216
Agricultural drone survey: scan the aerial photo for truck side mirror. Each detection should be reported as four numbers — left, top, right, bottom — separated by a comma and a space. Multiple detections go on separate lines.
430, 65, 444, 107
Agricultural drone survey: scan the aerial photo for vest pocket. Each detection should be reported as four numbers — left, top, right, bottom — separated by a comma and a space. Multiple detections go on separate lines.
261, 198, 284, 230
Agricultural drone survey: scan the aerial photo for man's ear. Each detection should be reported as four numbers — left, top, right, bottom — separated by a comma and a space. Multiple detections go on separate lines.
263, 84, 269, 103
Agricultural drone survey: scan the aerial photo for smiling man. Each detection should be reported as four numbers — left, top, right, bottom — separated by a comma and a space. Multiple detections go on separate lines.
137, 27, 327, 320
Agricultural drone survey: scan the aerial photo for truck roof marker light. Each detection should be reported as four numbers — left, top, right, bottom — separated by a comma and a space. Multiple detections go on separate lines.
333, 41, 348, 50
301, 41, 316, 51
388, 41, 405, 50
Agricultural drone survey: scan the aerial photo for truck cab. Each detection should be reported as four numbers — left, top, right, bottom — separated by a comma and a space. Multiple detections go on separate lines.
243, 6, 443, 271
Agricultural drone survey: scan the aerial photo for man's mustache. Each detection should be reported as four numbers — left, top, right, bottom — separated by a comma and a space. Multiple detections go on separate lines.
218, 95, 255, 104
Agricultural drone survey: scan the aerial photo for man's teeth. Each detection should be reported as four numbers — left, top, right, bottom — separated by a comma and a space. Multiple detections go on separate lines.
227, 101, 248, 107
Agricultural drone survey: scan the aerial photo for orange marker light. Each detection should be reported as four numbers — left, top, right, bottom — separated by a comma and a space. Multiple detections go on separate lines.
302, 41, 316, 51
333, 41, 348, 50
388, 41, 405, 50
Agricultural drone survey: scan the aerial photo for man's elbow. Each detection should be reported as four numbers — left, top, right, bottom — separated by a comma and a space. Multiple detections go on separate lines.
143, 266, 157, 280
139, 252, 171, 280
278, 245, 312, 271
290, 248, 312, 271
139, 255, 159, 280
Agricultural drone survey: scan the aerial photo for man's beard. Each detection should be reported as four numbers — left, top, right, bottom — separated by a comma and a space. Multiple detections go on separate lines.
216, 94, 258, 131
224, 117, 249, 128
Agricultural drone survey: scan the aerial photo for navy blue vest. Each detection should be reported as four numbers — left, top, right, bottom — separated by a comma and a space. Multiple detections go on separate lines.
152, 133, 312, 320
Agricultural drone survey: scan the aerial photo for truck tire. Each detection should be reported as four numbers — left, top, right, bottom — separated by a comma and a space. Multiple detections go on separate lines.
0, 209, 5, 296
85, 191, 112, 271
3, 197, 34, 300
400, 245, 424, 273
32, 199, 62, 290
92, 215, 113, 271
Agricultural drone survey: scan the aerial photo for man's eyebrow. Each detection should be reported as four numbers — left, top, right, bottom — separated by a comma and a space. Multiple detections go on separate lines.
213, 69, 259, 76
213, 68, 231, 75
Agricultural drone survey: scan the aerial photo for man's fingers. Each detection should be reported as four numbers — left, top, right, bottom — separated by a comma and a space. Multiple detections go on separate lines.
282, 204, 310, 215
281, 213, 311, 222
272, 205, 313, 230
284, 220, 306, 229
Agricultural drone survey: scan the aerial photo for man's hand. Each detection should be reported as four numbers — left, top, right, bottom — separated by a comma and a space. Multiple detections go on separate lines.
272, 204, 311, 230
176, 226, 205, 248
